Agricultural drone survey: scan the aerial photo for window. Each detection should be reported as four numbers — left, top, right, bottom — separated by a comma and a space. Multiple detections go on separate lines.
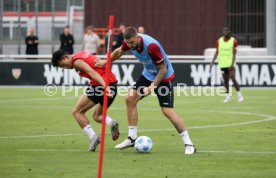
227, 0, 265, 47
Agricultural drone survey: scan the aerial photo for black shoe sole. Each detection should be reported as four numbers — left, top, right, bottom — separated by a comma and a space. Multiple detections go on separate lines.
117, 144, 135, 150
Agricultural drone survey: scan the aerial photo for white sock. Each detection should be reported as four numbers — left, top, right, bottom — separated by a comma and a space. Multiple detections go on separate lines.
105, 116, 113, 127
128, 126, 137, 139
226, 93, 230, 98
180, 130, 193, 145
83, 124, 96, 139
237, 91, 242, 96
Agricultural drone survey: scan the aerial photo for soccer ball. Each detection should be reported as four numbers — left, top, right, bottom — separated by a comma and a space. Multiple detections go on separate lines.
134, 136, 153, 153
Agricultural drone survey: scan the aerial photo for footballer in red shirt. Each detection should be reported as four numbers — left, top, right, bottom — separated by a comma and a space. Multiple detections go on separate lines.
51, 50, 120, 152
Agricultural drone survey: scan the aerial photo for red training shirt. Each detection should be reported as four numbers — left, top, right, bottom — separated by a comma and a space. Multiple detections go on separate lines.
72, 51, 117, 86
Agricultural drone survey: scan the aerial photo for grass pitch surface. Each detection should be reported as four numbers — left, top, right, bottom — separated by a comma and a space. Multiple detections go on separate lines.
0, 88, 275, 178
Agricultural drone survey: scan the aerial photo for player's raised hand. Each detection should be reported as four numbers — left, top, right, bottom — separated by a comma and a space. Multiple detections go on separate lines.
94, 58, 106, 68
143, 83, 156, 96
143, 87, 151, 96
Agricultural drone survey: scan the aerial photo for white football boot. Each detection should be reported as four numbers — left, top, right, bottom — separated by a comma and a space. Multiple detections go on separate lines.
223, 96, 231, 103
115, 137, 136, 149
238, 94, 244, 102
185, 144, 197, 155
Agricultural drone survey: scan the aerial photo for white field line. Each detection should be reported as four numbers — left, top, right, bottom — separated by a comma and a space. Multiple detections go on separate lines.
0, 97, 270, 104
0, 103, 274, 110
257, 102, 276, 104
0, 96, 78, 103
0, 105, 72, 109
0, 105, 260, 111
0, 133, 83, 139
1, 86, 276, 89
16, 148, 276, 155
0, 88, 273, 104
0, 110, 275, 139
0, 106, 257, 110
197, 150, 276, 154
17, 148, 84, 152
244, 96, 269, 99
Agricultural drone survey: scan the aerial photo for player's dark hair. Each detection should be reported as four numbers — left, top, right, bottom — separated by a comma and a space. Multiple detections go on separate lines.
223, 26, 231, 31
86, 25, 94, 31
123, 27, 137, 39
52, 50, 68, 67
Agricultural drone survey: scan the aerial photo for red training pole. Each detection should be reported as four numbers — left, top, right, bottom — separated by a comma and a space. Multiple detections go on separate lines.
97, 15, 114, 178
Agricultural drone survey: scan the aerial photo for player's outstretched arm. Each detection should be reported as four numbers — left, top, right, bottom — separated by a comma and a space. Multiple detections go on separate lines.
143, 62, 167, 96
94, 47, 124, 68
210, 50, 218, 71
230, 48, 237, 69
153, 62, 167, 87
74, 59, 106, 87
111, 47, 124, 61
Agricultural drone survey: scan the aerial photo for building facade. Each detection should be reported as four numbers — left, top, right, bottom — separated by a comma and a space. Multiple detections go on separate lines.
84, 0, 265, 55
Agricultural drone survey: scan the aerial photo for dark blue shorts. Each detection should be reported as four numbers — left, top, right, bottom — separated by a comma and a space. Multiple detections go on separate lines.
132, 75, 174, 108
86, 83, 117, 107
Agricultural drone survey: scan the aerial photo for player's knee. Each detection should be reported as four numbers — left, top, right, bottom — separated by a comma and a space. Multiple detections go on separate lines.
230, 76, 236, 81
72, 107, 84, 117
125, 95, 135, 105
223, 76, 229, 81
92, 112, 100, 122
72, 108, 79, 117
161, 108, 172, 118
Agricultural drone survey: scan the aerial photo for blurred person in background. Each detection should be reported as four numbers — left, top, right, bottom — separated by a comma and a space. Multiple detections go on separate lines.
104, 29, 109, 53
138, 26, 145, 34
210, 26, 244, 103
83, 26, 100, 55
112, 24, 125, 50
60, 25, 75, 54
25, 27, 39, 57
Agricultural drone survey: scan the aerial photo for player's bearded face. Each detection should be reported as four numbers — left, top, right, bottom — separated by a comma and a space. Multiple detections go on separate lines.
125, 36, 139, 50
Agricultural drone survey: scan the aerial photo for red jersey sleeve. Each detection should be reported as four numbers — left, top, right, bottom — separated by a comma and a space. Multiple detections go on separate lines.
121, 41, 130, 51
234, 40, 238, 48
215, 39, 219, 49
147, 43, 164, 65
